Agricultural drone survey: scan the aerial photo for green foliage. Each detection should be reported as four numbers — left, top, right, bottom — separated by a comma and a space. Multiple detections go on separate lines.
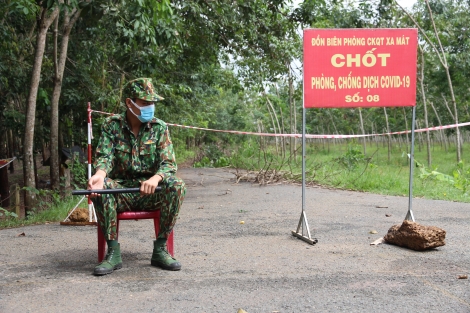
452, 161, 470, 194
193, 156, 211, 168
0, 208, 18, 219
228, 139, 260, 170
22, 186, 62, 217
4, 0, 470, 223
225, 138, 470, 202
335, 144, 366, 170
69, 153, 88, 189
0, 196, 86, 229
193, 144, 231, 168
6, 0, 40, 17
416, 159, 454, 184
312, 142, 470, 202
417, 159, 470, 195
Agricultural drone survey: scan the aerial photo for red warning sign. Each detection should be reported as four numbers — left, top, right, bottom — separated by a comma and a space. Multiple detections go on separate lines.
303, 28, 417, 108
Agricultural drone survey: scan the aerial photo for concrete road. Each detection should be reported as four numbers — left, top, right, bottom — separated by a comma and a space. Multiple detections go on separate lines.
0, 168, 469, 312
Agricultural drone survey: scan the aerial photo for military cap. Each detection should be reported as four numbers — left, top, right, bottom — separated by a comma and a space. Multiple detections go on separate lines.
123, 78, 164, 101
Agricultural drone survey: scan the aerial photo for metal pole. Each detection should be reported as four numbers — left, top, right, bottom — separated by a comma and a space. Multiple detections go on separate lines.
87, 102, 94, 222
405, 105, 416, 221
302, 106, 306, 233
87, 102, 92, 180
72, 187, 162, 195
291, 91, 317, 245
63, 103, 96, 223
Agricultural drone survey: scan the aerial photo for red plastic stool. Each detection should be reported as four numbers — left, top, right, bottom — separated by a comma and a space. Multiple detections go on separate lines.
97, 210, 174, 262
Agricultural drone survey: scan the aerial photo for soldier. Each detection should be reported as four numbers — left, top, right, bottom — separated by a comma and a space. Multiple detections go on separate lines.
87, 78, 186, 276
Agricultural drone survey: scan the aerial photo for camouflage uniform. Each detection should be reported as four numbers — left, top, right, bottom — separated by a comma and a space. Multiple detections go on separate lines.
92, 79, 185, 241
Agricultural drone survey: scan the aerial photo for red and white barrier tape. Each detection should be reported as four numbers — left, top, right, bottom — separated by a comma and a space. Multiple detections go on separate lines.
90, 110, 470, 139
166, 122, 470, 139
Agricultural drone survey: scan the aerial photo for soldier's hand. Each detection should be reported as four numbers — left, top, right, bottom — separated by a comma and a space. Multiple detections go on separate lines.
87, 171, 106, 198
140, 175, 162, 195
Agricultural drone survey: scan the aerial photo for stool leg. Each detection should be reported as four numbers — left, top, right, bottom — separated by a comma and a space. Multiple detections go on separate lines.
116, 219, 120, 241
167, 230, 174, 257
97, 220, 121, 262
152, 212, 174, 256
97, 225, 106, 262
152, 211, 161, 240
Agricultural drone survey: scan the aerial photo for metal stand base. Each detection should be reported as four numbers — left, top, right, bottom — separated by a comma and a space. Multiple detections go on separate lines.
291, 231, 318, 245
292, 211, 318, 245
404, 209, 415, 222
404, 106, 417, 222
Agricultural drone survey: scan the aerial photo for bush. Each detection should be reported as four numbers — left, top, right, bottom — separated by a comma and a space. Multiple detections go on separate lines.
70, 153, 87, 189
193, 144, 232, 168
335, 144, 365, 170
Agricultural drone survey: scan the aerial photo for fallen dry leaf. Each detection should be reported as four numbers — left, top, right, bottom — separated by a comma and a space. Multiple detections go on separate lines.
370, 237, 385, 246
17, 232, 25, 237
369, 230, 378, 234
385, 214, 392, 217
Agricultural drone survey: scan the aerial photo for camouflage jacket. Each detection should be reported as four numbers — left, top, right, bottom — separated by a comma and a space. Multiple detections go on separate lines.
93, 113, 177, 185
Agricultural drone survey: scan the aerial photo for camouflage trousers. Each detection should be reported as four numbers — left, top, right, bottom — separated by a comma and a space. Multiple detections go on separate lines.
91, 176, 186, 241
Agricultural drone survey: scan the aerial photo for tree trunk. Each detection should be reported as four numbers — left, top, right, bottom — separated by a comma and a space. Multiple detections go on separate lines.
358, 108, 366, 155
279, 106, 286, 159
265, 95, 282, 154
288, 62, 296, 159
23, 7, 60, 214
326, 125, 330, 153
0, 166, 9, 208
402, 107, 410, 154
34, 152, 38, 189
445, 66, 461, 161
7, 130, 15, 174
400, 1, 461, 161
429, 101, 447, 152
424, 0, 460, 161
50, 15, 60, 190
383, 108, 391, 162
0, 110, 5, 158
416, 120, 423, 153
418, 46, 432, 167
50, 8, 81, 191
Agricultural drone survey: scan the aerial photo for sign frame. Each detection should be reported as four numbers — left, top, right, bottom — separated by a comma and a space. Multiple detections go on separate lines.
303, 28, 417, 108
293, 28, 418, 245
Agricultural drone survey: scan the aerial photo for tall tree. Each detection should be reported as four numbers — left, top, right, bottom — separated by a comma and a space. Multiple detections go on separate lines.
24, 1, 60, 213
49, 4, 82, 190
395, 0, 469, 162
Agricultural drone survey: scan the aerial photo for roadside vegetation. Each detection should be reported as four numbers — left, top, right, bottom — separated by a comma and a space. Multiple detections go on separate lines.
193, 137, 470, 202
0, 195, 87, 229
2, 136, 470, 229
2, 0, 470, 227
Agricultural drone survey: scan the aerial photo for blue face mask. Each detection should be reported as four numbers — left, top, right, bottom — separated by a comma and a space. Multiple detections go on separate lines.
129, 99, 155, 123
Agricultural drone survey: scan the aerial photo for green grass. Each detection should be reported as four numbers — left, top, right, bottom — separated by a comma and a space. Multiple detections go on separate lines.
0, 196, 88, 229
308, 142, 462, 195
229, 138, 470, 203
174, 144, 197, 166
